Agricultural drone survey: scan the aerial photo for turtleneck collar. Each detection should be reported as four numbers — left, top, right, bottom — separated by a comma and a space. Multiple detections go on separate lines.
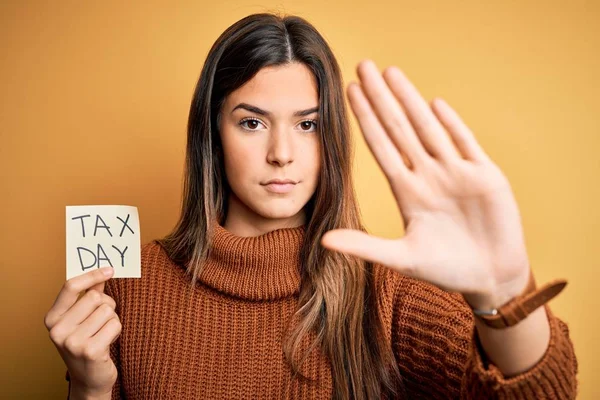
196, 219, 306, 301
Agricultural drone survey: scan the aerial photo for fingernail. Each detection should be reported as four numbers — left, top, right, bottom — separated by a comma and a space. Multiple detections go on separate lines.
102, 267, 113, 276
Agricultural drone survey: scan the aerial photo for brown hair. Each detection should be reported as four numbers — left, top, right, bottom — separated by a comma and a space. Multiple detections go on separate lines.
156, 12, 405, 399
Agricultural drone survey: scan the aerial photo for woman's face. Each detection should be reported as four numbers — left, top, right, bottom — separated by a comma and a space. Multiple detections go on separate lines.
218, 62, 321, 227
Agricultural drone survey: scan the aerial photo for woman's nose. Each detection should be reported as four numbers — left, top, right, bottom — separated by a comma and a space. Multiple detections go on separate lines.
266, 129, 294, 166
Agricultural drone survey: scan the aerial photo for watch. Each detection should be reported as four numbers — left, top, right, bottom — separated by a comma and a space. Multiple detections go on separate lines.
470, 269, 568, 329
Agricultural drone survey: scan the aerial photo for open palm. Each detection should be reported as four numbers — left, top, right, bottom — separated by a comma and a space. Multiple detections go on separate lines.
320, 60, 531, 310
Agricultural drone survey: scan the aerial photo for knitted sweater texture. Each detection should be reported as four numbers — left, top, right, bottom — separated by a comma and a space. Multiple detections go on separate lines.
65, 221, 578, 399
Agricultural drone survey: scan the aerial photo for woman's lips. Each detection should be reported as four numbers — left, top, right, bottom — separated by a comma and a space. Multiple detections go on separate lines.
263, 182, 296, 194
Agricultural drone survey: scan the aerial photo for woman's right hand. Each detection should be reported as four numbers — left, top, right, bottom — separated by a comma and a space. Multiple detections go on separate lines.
44, 266, 121, 398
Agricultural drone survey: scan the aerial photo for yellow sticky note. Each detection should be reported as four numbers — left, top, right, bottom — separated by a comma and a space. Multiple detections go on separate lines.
66, 205, 141, 279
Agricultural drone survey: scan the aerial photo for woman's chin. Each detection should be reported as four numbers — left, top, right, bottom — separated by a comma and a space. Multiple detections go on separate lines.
253, 204, 304, 220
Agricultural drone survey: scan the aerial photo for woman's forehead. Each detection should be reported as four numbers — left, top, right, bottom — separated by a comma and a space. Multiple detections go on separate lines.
226, 63, 318, 114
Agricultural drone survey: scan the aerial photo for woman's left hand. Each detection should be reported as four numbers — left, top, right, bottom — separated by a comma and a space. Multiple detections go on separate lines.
320, 59, 531, 311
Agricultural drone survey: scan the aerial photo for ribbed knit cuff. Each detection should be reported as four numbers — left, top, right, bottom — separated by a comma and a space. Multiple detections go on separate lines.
461, 304, 578, 398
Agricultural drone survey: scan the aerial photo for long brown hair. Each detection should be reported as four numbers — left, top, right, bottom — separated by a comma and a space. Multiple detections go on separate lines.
156, 12, 405, 399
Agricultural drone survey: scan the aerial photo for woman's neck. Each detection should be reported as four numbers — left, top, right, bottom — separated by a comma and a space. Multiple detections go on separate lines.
224, 192, 307, 237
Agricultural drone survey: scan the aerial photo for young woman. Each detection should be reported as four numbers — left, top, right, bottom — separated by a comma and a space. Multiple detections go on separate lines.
45, 12, 578, 400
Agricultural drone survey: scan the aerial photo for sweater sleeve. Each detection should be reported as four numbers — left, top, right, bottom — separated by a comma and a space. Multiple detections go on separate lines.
391, 275, 578, 399
64, 277, 123, 400
462, 303, 578, 398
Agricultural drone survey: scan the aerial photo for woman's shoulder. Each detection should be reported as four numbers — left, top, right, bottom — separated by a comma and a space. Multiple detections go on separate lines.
105, 239, 184, 301
141, 239, 167, 263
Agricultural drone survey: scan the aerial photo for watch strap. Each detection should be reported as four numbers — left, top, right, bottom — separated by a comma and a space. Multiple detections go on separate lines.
472, 270, 568, 329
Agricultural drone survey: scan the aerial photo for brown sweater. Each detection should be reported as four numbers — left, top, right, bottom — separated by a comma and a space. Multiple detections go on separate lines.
65, 221, 578, 399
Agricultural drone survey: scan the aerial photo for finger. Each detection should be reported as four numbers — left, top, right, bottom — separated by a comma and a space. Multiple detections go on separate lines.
382, 66, 459, 163
320, 229, 416, 276
88, 280, 106, 294
347, 82, 412, 179
89, 317, 122, 353
73, 303, 118, 339
355, 60, 430, 168
49, 290, 117, 341
431, 97, 490, 163
63, 289, 117, 326
67, 318, 121, 363
46, 267, 114, 329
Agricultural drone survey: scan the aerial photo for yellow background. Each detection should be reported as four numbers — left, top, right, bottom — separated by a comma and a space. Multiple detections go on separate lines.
1, 1, 597, 398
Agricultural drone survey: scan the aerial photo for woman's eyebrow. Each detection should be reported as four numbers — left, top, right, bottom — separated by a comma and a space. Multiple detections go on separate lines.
231, 103, 319, 117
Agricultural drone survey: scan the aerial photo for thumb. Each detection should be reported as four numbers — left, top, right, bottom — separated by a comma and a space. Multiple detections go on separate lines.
320, 229, 415, 274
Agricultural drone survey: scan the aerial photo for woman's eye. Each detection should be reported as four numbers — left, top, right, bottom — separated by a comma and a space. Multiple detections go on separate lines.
238, 118, 317, 132
299, 120, 318, 132
239, 118, 265, 131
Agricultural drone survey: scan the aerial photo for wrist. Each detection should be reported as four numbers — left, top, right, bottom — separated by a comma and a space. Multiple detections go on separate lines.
69, 381, 112, 400
463, 267, 567, 330
463, 269, 532, 312
463, 290, 517, 312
